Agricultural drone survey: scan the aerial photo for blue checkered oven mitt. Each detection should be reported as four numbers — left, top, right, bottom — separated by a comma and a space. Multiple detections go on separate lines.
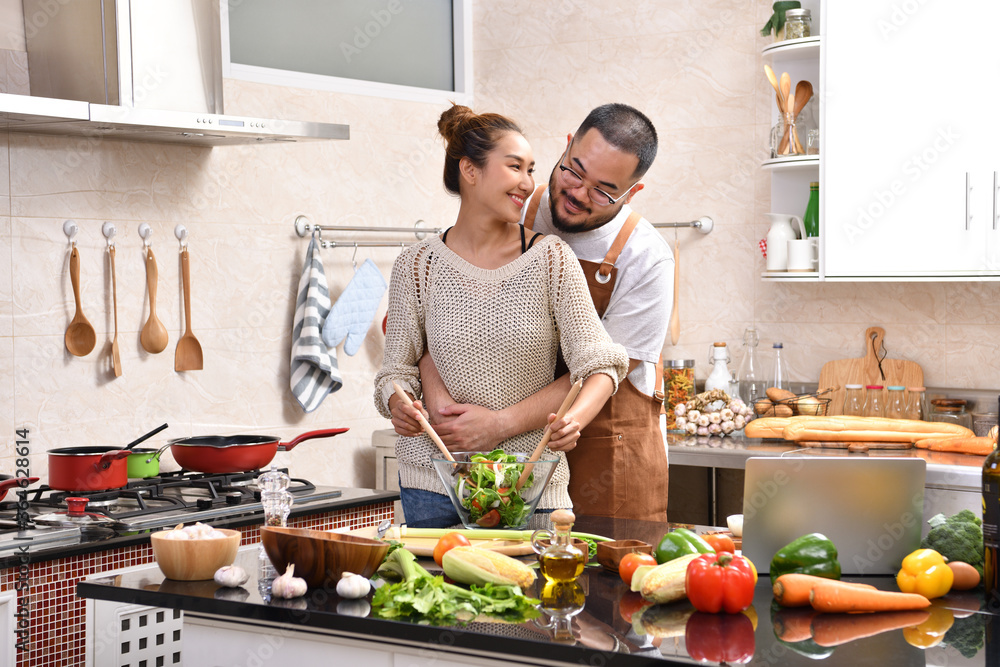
290, 236, 343, 412
322, 258, 387, 356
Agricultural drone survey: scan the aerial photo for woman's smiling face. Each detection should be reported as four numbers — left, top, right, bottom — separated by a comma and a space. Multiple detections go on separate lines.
473, 131, 535, 223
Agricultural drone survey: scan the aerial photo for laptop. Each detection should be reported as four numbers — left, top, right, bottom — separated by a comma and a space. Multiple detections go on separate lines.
741, 456, 926, 576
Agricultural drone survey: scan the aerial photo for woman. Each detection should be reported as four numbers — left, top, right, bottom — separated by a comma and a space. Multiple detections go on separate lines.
374, 105, 628, 527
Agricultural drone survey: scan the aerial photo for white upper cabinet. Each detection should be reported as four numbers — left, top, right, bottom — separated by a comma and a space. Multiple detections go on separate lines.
822, 1, 1000, 278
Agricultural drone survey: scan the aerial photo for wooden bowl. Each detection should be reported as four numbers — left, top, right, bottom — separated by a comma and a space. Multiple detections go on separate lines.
595, 539, 653, 573
261, 526, 389, 589
150, 528, 240, 581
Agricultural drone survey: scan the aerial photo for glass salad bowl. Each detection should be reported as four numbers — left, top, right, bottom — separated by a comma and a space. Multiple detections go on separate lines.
432, 450, 559, 530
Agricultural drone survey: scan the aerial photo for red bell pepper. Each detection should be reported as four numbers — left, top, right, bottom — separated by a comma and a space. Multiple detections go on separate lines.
685, 552, 755, 614
685, 611, 755, 664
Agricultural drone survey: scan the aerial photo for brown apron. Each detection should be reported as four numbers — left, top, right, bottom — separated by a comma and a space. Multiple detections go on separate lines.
525, 186, 669, 521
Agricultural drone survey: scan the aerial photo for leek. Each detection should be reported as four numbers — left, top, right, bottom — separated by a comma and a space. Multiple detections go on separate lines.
392, 526, 613, 543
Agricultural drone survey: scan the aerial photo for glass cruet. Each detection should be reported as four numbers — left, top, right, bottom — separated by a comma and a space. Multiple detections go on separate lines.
736, 327, 763, 406
258, 465, 293, 578
531, 509, 586, 584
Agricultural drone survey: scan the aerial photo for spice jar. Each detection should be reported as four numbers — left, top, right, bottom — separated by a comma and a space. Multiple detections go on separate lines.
664, 359, 695, 432
886, 386, 907, 419
842, 384, 864, 416
974, 412, 999, 437
863, 385, 884, 417
784, 8, 812, 40
904, 387, 926, 420
930, 399, 973, 430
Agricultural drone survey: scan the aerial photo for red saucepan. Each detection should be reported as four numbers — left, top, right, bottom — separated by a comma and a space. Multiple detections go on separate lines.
169, 428, 349, 474
0, 474, 39, 501
48, 447, 133, 491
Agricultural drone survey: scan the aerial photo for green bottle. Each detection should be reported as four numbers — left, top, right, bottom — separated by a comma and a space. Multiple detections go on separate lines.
803, 181, 819, 237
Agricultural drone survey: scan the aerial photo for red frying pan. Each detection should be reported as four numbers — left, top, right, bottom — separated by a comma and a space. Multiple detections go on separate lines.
0, 474, 39, 501
169, 428, 349, 474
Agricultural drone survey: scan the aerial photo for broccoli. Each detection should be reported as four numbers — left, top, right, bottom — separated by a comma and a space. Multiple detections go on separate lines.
944, 612, 986, 659
920, 510, 984, 577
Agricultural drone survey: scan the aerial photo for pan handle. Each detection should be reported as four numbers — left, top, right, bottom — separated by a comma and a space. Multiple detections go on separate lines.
0, 476, 38, 493
96, 449, 133, 470
278, 428, 350, 452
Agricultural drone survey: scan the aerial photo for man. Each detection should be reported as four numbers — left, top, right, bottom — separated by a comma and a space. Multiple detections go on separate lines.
392, 103, 672, 521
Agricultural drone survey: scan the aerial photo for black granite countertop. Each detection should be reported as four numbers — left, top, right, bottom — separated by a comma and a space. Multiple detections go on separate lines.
0, 487, 398, 569
77, 515, 999, 666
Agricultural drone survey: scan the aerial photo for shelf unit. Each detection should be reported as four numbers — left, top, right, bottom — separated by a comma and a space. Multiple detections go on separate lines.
761, 27, 822, 281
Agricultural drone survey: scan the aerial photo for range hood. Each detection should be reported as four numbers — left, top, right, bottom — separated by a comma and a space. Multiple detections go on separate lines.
12, 0, 348, 146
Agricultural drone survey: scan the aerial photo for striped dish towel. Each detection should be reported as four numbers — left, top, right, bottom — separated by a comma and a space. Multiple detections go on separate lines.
290, 235, 342, 412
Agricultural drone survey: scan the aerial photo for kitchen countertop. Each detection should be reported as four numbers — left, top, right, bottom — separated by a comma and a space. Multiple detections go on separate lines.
77, 515, 999, 666
0, 487, 398, 568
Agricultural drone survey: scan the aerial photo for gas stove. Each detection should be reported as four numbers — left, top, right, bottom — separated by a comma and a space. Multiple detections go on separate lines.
0, 468, 342, 556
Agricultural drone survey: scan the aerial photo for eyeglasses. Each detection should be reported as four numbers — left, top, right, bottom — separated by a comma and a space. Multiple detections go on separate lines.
557, 143, 640, 207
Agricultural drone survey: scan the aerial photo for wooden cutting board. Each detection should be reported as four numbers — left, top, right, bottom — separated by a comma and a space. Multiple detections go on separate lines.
348, 526, 536, 557
818, 326, 923, 416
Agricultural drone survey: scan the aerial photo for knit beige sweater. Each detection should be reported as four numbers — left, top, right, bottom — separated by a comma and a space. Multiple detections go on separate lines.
374, 234, 629, 510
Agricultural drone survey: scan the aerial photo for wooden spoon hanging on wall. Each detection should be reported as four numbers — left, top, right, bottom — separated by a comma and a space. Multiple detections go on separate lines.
669, 238, 680, 345
174, 247, 204, 371
65, 246, 97, 356
140, 248, 169, 354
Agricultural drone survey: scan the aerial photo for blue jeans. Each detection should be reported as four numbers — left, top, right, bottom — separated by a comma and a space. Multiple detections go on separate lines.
398, 484, 462, 528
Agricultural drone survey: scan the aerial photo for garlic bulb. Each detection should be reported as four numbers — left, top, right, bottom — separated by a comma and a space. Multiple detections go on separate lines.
214, 565, 249, 588
336, 572, 371, 599
271, 564, 307, 599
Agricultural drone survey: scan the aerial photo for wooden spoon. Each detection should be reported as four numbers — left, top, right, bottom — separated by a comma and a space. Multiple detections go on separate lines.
174, 247, 203, 371
392, 382, 453, 462
140, 248, 168, 354
764, 64, 784, 112
516, 378, 583, 490
669, 238, 680, 345
791, 80, 813, 153
109, 245, 122, 376
779, 71, 791, 112
780, 90, 796, 155
65, 246, 97, 356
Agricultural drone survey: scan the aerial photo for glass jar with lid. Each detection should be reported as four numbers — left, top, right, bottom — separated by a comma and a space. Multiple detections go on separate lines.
664, 359, 695, 432
863, 385, 884, 417
904, 387, 927, 421
842, 384, 864, 416
929, 399, 973, 430
886, 386, 907, 419
784, 8, 812, 40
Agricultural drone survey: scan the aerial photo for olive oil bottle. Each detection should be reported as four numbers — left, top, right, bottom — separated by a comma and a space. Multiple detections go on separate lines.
983, 395, 1000, 606
534, 509, 586, 584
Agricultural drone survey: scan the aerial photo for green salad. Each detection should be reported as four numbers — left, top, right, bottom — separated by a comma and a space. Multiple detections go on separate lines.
455, 449, 534, 528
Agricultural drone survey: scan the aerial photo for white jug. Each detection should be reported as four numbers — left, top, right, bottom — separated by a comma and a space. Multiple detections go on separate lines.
765, 213, 806, 271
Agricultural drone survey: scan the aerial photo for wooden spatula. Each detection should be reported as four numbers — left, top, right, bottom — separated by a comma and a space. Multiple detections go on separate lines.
392, 382, 454, 462
174, 247, 203, 371
109, 245, 122, 376
516, 378, 583, 490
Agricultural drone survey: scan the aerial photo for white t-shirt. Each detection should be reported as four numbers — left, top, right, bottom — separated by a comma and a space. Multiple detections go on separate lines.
524, 188, 674, 395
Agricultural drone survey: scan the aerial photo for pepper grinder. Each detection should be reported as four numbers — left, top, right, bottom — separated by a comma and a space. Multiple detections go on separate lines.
257, 465, 293, 579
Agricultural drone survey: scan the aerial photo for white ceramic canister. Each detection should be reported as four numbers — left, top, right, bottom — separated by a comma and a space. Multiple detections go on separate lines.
765, 213, 806, 271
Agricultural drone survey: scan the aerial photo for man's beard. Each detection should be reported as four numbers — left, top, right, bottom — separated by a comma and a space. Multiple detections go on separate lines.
547, 170, 620, 233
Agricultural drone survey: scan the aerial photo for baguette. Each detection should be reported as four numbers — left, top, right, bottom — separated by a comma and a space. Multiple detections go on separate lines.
745, 416, 793, 439
914, 436, 996, 456
783, 416, 974, 443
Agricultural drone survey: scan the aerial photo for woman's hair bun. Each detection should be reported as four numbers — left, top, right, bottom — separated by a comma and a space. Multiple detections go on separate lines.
437, 104, 477, 144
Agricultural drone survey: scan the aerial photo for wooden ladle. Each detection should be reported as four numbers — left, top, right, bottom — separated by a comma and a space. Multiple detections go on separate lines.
65, 246, 96, 356
174, 247, 203, 371
140, 248, 168, 354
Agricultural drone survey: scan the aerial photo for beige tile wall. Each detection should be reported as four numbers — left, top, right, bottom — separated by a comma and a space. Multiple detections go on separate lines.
0, 1, 997, 487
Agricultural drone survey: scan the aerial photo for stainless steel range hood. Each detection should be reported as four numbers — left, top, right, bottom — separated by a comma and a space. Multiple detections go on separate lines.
13, 0, 348, 146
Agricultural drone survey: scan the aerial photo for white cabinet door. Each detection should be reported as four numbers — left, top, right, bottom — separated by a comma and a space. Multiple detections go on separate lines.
823, 1, 1000, 277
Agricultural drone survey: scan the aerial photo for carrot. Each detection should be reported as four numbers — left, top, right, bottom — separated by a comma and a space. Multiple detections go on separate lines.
811, 610, 931, 647
915, 436, 995, 455
809, 580, 931, 613
773, 573, 876, 607
772, 607, 820, 643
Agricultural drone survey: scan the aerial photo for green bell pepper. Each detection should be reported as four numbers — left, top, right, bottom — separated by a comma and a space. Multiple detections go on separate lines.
769, 532, 842, 580
654, 528, 715, 564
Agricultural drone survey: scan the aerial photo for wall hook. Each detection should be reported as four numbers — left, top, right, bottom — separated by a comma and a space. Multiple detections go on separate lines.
174, 224, 188, 250
138, 223, 153, 248
63, 219, 78, 247
351, 243, 359, 271
102, 221, 117, 248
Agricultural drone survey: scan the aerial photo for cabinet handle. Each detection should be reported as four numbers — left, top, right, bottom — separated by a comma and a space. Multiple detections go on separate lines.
966, 172, 972, 231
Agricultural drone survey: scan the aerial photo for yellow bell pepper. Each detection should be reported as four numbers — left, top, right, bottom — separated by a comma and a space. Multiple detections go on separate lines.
896, 549, 954, 600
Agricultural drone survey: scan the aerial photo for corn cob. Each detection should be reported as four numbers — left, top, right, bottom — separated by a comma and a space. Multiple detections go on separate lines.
441, 546, 536, 589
